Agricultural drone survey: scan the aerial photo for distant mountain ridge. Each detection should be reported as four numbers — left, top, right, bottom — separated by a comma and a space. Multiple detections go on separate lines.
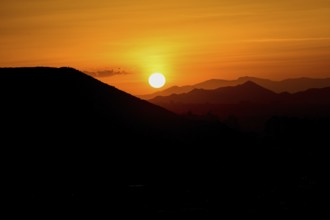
140, 76, 330, 99
151, 81, 277, 104
150, 81, 330, 105
149, 81, 330, 132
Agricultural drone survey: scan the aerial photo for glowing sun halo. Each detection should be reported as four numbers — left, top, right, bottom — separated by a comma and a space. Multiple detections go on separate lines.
148, 73, 166, 88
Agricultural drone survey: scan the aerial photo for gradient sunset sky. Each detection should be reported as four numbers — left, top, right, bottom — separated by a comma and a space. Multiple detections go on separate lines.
1, 0, 330, 95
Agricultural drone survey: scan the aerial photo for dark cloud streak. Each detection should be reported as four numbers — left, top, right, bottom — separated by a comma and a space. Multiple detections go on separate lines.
84, 69, 130, 78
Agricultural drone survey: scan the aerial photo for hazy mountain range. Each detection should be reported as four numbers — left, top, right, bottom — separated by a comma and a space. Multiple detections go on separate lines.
140, 76, 330, 99
150, 81, 330, 105
150, 81, 330, 131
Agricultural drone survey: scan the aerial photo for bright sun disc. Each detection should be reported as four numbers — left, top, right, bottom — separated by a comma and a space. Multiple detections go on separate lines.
148, 73, 166, 88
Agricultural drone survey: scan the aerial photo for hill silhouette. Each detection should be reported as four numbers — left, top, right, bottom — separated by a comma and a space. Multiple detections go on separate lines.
0, 67, 183, 131
1, 67, 237, 218
151, 81, 278, 104
151, 81, 330, 105
150, 81, 330, 131
1, 67, 327, 218
140, 76, 330, 99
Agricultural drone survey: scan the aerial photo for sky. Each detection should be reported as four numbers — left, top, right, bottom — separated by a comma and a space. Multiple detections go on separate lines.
1, 0, 330, 95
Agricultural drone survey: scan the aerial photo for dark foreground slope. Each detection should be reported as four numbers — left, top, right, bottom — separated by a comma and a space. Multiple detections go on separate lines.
0, 67, 236, 217
1, 68, 327, 218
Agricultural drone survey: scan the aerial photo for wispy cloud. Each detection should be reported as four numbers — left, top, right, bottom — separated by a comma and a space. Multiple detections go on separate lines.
84, 69, 130, 78
243, 37, 330, 42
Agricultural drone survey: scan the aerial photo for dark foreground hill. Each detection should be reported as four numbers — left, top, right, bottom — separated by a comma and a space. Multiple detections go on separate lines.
1, 68, 327, 218
0, 67, 236, 217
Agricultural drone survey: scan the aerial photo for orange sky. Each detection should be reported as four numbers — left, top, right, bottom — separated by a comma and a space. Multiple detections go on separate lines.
1, 0, 330, 95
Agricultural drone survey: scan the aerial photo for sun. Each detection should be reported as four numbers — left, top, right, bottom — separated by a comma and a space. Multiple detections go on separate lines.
148, 73, 166, 88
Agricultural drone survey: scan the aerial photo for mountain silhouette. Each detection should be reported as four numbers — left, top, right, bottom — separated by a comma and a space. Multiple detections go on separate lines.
1, 67, 327, 218
140, 76, 330, 99
2, 67, 222, 172
150, 81, 330, 131
0, 67, 236, 218
0, 67, 183, 132
150, 81, 330, 105
290, 87, 330, 104
150, 81, 278, 104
